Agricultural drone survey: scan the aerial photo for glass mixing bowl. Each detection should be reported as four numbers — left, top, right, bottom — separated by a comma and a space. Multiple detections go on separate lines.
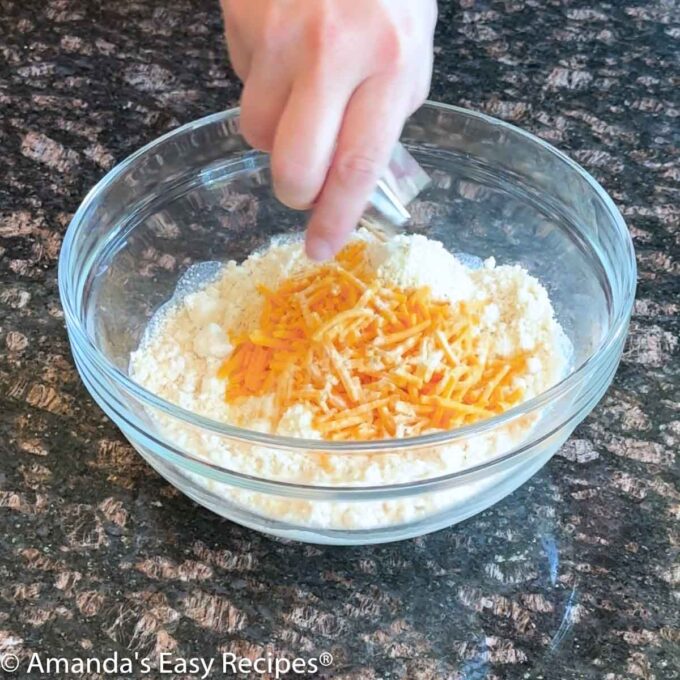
59, 103, 635, 545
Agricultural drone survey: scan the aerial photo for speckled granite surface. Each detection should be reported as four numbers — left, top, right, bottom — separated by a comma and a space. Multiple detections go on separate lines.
0, 1, 678, 678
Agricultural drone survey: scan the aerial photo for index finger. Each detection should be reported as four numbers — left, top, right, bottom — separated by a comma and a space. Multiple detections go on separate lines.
305, 76, 408, 261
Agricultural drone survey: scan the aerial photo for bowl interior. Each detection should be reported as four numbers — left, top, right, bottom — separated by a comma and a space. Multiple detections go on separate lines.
72, 105, 625, 414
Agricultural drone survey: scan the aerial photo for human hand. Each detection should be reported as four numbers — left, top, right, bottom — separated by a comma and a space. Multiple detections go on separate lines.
221, 0, 437, 260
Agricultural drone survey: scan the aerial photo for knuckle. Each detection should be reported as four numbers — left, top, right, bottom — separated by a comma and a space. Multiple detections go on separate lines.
377, 21, 408, 71
271, 156, 316, 209
240, 122, 273, 152
306, 1, 339, 55
239, 103, 274, 151
229, 54, 248, 80
334, 152, 382, 188
311, 218, 336, 241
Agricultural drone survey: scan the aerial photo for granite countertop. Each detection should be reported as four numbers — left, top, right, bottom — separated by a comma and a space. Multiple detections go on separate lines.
0, 1, 678, 678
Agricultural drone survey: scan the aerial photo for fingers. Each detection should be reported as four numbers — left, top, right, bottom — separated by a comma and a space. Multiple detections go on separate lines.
305, 76, 409, 261
223, 9, 251, 80
240, 55, 291, 152
410, 46, 433, 114
269, 75, 351, 210
225, 38, 251, 81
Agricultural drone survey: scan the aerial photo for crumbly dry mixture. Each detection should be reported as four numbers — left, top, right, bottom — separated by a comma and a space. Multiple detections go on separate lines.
130, 231, 569, 530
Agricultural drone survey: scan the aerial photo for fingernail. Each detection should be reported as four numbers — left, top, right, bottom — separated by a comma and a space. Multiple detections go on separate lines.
306, 236, 335, 262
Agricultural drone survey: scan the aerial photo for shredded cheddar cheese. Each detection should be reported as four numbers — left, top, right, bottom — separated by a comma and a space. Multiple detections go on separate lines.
130, 231, 570, 529
218, 242, 527, 441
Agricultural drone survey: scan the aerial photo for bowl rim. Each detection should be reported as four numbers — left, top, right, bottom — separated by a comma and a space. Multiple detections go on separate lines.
58, 101, 636, 453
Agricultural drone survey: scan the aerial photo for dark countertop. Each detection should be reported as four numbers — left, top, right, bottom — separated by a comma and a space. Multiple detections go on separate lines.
0, 1, 678, 678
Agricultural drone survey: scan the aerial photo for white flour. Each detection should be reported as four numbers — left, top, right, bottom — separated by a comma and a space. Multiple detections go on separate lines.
364, 232, 475, 305
130, 232, 569, 531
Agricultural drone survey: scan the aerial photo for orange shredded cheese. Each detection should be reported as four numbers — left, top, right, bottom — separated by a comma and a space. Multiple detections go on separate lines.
219, 241, 528, 440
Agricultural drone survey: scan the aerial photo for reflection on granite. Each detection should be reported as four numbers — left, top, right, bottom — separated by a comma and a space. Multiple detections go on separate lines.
0, 1, 678, 678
